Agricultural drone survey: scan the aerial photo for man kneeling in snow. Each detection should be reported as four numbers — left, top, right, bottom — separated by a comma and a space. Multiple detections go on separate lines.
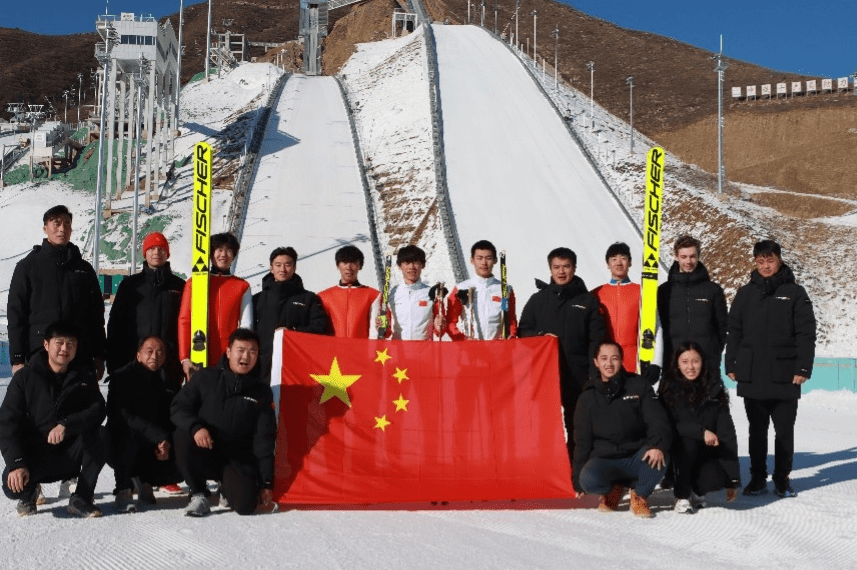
0, 321, 108, 518
171, 329, 277, 516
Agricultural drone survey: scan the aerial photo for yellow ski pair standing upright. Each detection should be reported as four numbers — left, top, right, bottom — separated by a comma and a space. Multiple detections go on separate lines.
638, 146, 664, 371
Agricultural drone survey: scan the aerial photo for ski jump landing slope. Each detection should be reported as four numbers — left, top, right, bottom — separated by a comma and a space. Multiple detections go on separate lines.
434, 25, 641, 300
234, 75, 377, 292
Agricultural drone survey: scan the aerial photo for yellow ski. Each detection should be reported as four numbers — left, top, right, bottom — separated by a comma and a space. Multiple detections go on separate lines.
190, 142, 212, 367
638, 146, 664, 369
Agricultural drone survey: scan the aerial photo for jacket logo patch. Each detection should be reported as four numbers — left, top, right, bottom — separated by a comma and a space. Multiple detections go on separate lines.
492, 295, 501, 302
418, 300, 428, 307
572, 304, 586, 310
291, 301, 306, 307
695, 298, 710, 303
243, 397, 259, 404
622, 395, 640, 401
775, 296, 792, 301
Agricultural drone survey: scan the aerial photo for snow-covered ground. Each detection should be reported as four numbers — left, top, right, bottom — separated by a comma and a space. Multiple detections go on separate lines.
0, 381, 854, 569
233, 75, 378, 292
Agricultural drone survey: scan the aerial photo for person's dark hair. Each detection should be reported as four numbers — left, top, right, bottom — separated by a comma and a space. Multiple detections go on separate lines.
137, 335, 166, 352
753, 239, 782, 259
43, 321, 80, 342
660, 341, 728, 410
211, 233, 240, 255
471, 240, 497, 259
605, 242, 631, 263
594, 340, 623, 359
673, 235, 701, 256
334, 245, 364, 268
396, 245, 426, 266
228, 328, 260, 348
270, 246, 298, 265
43, 205, 72, 224
547, 247, 576, 267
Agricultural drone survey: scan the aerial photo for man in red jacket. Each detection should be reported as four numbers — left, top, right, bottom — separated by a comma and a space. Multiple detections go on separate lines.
178, 233, 253, 380
318, 245, 379, 339
591, 242, 641, 374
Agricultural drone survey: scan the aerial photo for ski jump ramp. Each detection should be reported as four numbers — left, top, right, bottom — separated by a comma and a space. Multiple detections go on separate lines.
234, 75, 378, 292
433, 25, 641, 301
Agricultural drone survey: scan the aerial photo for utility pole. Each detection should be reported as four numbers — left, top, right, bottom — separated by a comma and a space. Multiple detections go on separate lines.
552, 26, 559, 90
515, 0, 519, 50
76, 73, 83, 124
93, 22, 118, 275
711, 36, 729, 194
626, 76, 634, 154
132, 55, 149, 274
62, 90, 70, 123
493, 0, 498, 34
532, 10, 537, 62
587, 60, 595, 129
176, 0, 185, 127
204, 0, 213, 83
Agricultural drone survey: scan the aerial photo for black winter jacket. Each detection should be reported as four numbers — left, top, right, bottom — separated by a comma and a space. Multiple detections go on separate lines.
107, 360, 181, 446
7, 240, 105, 366
252, 273, 329, 379
657, 261, 728, 367
725, 264, 816, 400
0, 350, 106, 470
106, 262, 186, 375
519, 276, 605, 395
170, 355, 277, 487
660, 377, 740, 486
572, 370, 672, 492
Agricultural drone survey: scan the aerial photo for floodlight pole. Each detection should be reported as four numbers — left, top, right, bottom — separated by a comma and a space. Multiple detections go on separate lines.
552, 27, 559, 90
176, 0, 185, 127
205, 0, 213, 83
77, 73, 83, 124
712, 39, 729, 194
626, 76, 634, 154
853, 70, 857, 96
532, 10, 537, 62
493, 0, 497, 34
587, 60, 594, 128
132, 56, 149, 274
93, 24, 117, 276
515, 0, 519, 50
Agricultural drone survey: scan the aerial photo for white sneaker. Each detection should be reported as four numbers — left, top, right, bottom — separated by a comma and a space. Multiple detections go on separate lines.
58, 478, 77, 499
674, 498, 695, 514
185, 493, 211, 517
690, 492, 707, 509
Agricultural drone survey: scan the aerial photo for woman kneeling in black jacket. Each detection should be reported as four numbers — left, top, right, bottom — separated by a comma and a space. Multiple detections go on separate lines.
659, 341, 740, 513
573, 341, 672, 518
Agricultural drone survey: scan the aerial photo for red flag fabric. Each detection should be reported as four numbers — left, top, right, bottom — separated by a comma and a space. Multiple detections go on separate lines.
272, 330, 574, 504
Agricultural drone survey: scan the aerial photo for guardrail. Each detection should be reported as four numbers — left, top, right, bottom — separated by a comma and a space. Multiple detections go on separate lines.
1, 145, 27, 177
414, 3, 468, 283
227, 71, 290, 241
333, 75, 386, 287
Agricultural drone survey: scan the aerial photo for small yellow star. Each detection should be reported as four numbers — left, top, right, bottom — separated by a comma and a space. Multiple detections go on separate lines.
375, 348, 392, 365
310, 357, 361, 407
374, 415, 391, 431
392, 367, 409, 384
393, 394, 409, 412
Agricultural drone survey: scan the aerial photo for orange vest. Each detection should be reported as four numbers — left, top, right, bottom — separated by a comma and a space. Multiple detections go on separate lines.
592, 282, 641, 373
178, 274, 251, 366
318, 284, 380, 339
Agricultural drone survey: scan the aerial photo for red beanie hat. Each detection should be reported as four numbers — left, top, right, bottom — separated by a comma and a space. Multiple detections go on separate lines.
142, 232, 170, 258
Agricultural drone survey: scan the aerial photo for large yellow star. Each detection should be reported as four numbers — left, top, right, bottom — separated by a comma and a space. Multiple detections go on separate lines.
310, 357, 361, 407
374, 415, 391, 431
392, 367, 409, 384
375, 348, 392, 365
393, 394, 409, 412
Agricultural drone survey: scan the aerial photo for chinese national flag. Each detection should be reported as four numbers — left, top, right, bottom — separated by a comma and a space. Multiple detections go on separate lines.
271, 330, 574, 504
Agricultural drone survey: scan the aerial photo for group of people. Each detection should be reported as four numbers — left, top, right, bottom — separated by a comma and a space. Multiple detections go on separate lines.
1, 204, 816, 519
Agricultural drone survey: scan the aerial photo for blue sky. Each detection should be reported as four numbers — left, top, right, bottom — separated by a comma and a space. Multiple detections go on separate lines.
1, 0, 854, 78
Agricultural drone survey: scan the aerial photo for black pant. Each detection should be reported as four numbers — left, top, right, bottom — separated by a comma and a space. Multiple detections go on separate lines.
673, 436, 732, 499
2, 426, 108, 502
173, 429, 260, 515
108, 431, 182, 492
743, 398, 799, 483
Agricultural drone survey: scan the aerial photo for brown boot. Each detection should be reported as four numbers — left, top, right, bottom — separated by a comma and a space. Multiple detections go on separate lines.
597, 484, 625, 512
630, 490, 654, 518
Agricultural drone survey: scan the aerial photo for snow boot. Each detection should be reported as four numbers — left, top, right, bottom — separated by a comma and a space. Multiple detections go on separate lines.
16, 486, 39, 517
629, 490, 654, 518
597, 484, 624, 512
58, 478, 76, 499
690, 492, 707, 509
67, 494, 102, 518
159, 483, 184, 495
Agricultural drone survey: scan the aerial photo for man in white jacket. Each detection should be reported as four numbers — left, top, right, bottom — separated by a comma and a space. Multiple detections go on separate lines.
446, 240, 517, 341
380, 245, 445, 340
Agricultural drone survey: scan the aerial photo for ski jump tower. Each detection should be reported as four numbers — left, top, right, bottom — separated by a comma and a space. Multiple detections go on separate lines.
95, 13, 179, 213
299, 0, 328, 75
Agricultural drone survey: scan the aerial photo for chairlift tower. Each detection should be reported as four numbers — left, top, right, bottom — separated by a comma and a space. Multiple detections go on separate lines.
300, 0, 329, 75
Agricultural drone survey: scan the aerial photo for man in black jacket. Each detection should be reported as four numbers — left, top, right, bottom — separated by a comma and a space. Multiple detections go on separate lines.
658, 235, 728, 373
0, 321, 108, 517
519, 247, 605, 463
171, 329, 277, 516
726, 240, 816, 498
107, 232, 186, 378
7, 205, 106, 379
107, 336, 183, 513
253, 247, 329, 382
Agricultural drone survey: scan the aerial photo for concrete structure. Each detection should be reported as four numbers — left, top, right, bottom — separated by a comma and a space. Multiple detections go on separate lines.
299, 0, 328, 75
94, 12, 179, 213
